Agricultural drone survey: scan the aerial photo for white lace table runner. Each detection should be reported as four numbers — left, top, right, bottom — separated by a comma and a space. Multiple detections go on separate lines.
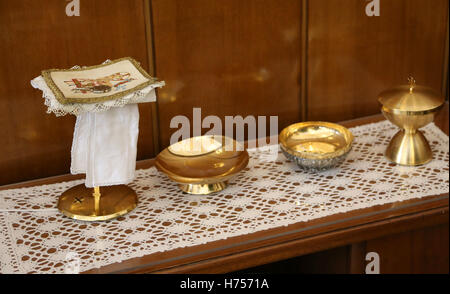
0, 120, 448, 274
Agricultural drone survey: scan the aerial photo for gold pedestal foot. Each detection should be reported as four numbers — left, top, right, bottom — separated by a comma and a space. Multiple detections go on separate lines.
179, 181, 228, 195
58, 184, 137, 221
385, 129, 432, 166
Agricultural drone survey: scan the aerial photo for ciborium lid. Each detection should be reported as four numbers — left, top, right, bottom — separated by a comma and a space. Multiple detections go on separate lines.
378, 76, 443, 113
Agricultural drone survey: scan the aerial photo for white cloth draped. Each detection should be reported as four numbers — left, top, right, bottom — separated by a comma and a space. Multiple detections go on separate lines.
70, 104, 139, 187
32, 68, 164, 188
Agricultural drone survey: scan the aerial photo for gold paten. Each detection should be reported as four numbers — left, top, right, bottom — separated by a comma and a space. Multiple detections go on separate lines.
378, 77, 444, 166
58, 184, 137, 221
155, 135, 249, 194
279, 122, 354, 171
168, 135, 223, 157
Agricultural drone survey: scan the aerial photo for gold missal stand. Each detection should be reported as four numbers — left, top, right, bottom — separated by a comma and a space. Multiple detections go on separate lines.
58, 185, 137, 221
31, 57, 164, 222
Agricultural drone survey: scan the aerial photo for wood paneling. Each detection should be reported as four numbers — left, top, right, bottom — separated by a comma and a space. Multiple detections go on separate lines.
151, 0, 302, 149
0, 0, 154, 185
236, 245, 350, 274
307, 0, 449, 122
236, 222, 449, 274
365, 224, 449, 274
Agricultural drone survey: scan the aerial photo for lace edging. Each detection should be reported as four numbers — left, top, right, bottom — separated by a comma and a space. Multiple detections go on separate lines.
31, 76, 164, 117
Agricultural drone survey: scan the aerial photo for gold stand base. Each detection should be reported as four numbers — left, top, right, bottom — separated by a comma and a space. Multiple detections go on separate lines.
179, 181, 228, 195
58, 184, 137, 221
385, 129, 432, 166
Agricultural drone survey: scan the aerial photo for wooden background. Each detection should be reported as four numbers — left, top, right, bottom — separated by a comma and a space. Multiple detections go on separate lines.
0, 0, 448, 185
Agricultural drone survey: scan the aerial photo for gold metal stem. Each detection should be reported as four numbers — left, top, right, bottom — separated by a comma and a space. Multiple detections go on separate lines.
179, 182, 228, 195
93, 187, 101, 216
385, 129, 432, 166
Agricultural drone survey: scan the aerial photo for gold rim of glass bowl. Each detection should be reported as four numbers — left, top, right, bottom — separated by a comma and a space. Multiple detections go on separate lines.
279, 121, 354, 171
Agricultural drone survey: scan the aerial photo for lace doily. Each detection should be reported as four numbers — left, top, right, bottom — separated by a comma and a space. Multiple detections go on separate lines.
0, 121, 448, 273
30, 60, 165, 117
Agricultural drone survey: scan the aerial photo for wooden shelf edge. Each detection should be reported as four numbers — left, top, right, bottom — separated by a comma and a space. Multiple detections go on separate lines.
145, 205, 448, 274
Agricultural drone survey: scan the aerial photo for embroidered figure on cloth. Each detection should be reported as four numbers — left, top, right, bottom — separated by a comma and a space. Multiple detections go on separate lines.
64, 72, 135, 94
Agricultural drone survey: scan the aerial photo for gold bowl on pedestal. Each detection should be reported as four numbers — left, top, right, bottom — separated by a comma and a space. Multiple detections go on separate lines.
155, 135, 249, 194
378, 77, 444, 166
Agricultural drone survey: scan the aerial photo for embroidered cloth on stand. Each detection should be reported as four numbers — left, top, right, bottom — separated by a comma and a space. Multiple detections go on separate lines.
30, 58, 164, 188
0, 120, 448, 273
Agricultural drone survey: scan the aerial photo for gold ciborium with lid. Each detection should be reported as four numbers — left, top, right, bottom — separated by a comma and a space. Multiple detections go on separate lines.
378, 77, 444, 166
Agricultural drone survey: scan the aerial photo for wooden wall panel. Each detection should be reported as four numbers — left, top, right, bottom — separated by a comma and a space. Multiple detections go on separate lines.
237, 223, 449, 274
365, 224, 449, 274
0, 0, 154, 185
307, 0, 449, 122
1, 1, 448, 185
236, 245, 350, 274
151, 0, 302, 148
